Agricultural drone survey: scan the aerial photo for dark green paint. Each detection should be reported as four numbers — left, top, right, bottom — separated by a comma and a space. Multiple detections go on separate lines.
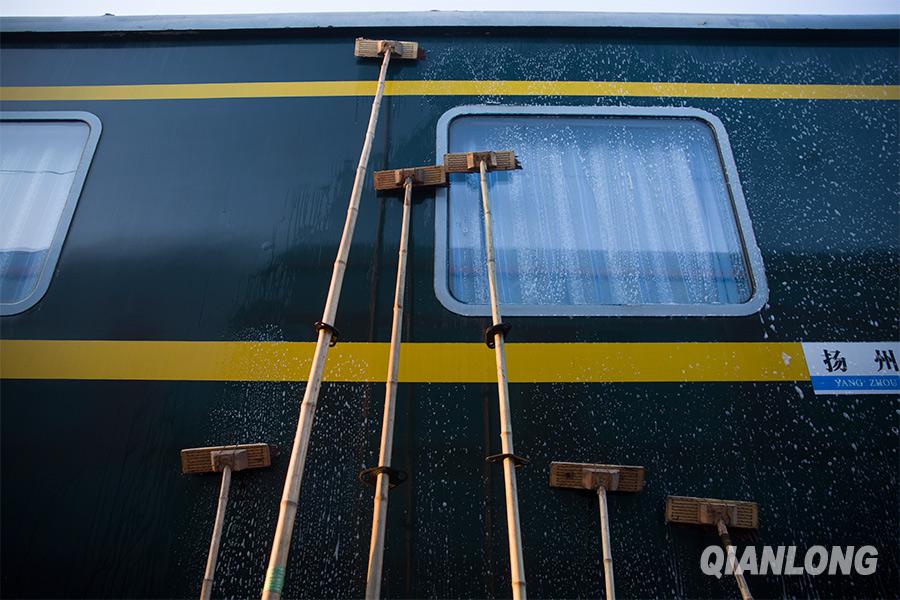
1, 25, 898, 599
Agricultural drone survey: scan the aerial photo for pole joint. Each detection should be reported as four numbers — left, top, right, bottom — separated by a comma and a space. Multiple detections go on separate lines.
312, 321, 340, 346
483, 322, 511, 348
359, 466, 408, 489
485, 452, 530, 468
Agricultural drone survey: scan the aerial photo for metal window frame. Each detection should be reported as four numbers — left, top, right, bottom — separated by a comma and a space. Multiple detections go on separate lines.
434, 104, 769, 317
0, 111, 101, 316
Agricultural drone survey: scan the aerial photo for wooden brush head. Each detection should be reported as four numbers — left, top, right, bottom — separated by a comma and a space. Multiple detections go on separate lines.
181, 443, 272, 474
373, 165, 447, 191
444, 150, 520, 173
549, 462, 645, 493
666, 496, 759, 529
354, 38, 419, 60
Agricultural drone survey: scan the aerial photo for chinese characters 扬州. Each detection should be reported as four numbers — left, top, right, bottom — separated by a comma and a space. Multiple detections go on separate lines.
822, 348, 898, 373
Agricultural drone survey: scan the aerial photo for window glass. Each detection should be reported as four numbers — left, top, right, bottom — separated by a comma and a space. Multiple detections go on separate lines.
447, 114, 753, 307
0, 120, 91, 307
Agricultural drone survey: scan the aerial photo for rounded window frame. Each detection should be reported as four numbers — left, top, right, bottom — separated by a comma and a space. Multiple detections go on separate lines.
433, 104, 768, 317
0, 111, 102, 317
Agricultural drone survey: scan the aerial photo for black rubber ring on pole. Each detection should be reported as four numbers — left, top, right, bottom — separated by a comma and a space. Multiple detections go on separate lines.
358, 466, 408, 489
483, 322, 511, 349
313, 321, 340, 347
485, 452, 530, 469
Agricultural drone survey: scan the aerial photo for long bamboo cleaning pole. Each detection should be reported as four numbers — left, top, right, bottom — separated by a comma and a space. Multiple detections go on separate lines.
549, 463, 644, 600
364, 177, 412, 599
261, 48, 393, 600
596, 486, 615, 600
717, 520, 753, 600
665, 496, 758, 600
479, 159, 527, 600
200, 465, 231, 600
182, 444, 271, 600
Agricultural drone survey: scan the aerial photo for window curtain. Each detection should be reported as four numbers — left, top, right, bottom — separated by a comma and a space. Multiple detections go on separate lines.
447, 115, 752, 307
0, 121, 89, 303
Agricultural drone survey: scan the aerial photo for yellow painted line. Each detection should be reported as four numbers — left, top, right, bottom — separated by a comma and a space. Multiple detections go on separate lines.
0, 80, 897, 101
0, 340, 810, 383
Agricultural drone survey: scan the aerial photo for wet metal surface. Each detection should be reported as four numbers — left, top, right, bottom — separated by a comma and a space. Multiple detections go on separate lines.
1, 26, 898, 599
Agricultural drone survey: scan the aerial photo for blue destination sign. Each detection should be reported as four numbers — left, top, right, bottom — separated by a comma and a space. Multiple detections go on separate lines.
802, 342, 900, 396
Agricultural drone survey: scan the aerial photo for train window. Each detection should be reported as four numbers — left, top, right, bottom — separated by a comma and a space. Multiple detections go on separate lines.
0, 112, 101, 316
434, 106, 767, 317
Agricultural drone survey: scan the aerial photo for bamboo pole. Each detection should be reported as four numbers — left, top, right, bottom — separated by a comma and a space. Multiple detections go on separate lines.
717, 520, 753, 600
364, 177, 413, 599
479, 159, 527, 600
596, 486, 615, 600
200, 465, 232, 600
261, 48, 393, 600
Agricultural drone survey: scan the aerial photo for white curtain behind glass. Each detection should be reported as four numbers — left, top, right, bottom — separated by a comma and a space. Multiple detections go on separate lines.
0, 121, 89, 303
447, 115, 751, 307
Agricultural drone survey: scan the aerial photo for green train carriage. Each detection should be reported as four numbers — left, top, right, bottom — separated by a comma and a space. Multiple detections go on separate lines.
0, 11, 897, 599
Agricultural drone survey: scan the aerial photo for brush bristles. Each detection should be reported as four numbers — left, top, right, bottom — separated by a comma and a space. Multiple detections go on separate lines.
666, 496, 759, 530
373, 165, 447, 191
181, 443, 271, 474
549, 462, 645, 492
444, 150, 520, 173
354, 38, 419, 60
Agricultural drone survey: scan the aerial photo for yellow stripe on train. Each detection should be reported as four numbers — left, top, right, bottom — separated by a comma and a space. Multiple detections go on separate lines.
0, 340, 810, 383
1, 80, 898, 101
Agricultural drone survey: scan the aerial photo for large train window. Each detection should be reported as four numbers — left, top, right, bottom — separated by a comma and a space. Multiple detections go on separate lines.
0, 112, 101, 316
434, 105, 767, 317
